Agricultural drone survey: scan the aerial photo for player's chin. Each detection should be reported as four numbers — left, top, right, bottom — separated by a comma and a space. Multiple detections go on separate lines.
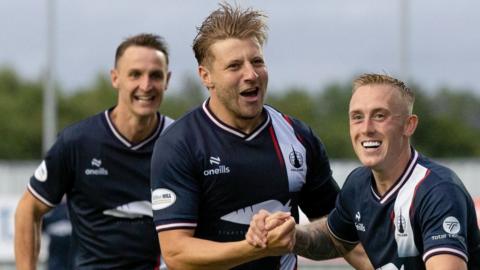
134, 106, 159, 117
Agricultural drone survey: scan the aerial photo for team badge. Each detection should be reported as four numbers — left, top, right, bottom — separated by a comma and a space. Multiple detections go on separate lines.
395, 211, 407, 236
288, 146, 304, 169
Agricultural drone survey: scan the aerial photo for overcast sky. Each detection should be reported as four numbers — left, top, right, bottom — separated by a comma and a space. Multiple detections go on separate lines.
1, 0, 479, 95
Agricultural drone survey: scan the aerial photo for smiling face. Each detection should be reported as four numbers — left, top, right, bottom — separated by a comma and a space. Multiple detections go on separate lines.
111, 45, 170, 119
199, 38, 268, 130
349, 84, 417, 173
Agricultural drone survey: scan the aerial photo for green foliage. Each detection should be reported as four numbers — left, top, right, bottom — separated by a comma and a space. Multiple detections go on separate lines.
1, 66, 479, 159
0, 67, 42, 159
59, 74, 117, 127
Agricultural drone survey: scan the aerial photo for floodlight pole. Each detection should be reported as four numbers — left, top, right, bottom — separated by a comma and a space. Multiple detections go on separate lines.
42, 0, 57, 154
399, 0, 410, 81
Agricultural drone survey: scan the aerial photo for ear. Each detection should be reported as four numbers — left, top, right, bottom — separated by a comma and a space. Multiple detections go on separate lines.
164, 71, 172, 91
110, 69, 119, 89
404, 114, 418, 137
198, 65, 213, 89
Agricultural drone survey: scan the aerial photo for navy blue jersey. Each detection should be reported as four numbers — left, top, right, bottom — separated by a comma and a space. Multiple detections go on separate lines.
29, 109, 173, 270
151, 100, 339, 270
328, 149, 480, 269
42, 201, 73, 270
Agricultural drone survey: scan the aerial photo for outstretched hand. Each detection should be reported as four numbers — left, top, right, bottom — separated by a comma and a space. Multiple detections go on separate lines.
246, 210, 295, 255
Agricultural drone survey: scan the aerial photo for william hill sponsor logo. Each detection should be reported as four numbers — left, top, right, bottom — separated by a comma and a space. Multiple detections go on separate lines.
203, 156, 230, 176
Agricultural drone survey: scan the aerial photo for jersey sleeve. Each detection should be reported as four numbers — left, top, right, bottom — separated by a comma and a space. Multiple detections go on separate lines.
298, 126, 339, 219
327, 173, 359, 244
417, 182, 470, 263
150, 135, 199, 232
28, 133, 71, 207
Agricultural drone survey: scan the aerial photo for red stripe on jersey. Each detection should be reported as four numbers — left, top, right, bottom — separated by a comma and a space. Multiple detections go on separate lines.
269, 126, 285, 166
282, 114, 305, 145
410, 169, 431, 217
283, 114, 293, 125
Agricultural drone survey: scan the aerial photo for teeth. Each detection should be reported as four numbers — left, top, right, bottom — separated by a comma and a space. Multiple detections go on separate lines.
136, 96, 154, 101
362, 141, 381, 148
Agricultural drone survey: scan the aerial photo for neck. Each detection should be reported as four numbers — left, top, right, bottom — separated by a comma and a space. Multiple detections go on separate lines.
208, 99, 265, 134
372, 146, 412, 196
109, 107, 158, 143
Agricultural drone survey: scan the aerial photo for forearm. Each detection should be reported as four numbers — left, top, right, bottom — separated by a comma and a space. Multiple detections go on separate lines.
14, 195, 44, 269
160, 231, 270, 270
294, 217, 353, 260
14, 191, 51, 270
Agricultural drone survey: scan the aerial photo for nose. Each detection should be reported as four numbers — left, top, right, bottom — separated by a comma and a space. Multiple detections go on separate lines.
139, 75, 153, 91
361, 118, 375, 135
243, 63, 259, 81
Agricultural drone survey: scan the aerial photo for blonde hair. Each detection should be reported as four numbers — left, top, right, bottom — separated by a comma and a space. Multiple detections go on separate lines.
353, 73, 415, 114
192, 2, 268, 66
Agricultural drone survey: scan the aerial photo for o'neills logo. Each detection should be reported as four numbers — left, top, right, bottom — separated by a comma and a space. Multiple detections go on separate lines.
203, 165, 230, 176
85, 158, 109, 175
85, 167, 109, 175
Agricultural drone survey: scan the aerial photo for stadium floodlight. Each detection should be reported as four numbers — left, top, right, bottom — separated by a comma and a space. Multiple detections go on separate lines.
43, 0, 57, 154
399, 0, 410, 82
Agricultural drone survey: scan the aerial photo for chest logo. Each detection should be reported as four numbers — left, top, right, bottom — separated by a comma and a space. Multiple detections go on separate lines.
209, 156, 220, 165
395, 210, 408, 237
204, 156, 230, 176
288, 146, 304, 170
85, 158, 109, 176
354, 211, 366, 232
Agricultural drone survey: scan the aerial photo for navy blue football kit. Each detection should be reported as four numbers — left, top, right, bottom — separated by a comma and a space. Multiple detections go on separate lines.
151, 100, 339, 270
29, 109, 173, 269
328, 148, 480, 269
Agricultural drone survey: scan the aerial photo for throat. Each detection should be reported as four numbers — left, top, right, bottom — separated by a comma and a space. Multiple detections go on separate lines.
110, 109, 158, 143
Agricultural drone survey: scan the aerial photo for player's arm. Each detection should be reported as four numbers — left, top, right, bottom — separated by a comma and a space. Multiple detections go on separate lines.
295, 216, 357, 259
14, 190, 52, 270
425, 254, 467, 270
296, 216, 373, 269
247, 211, 373, 270
159, 218, 295, 270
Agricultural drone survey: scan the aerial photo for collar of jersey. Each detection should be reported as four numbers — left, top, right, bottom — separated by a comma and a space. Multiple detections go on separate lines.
104, 109, 164, 150
371, 147, 419, 204
201, 99, 270, 141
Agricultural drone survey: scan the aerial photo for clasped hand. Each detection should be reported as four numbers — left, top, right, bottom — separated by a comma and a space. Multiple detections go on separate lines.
245, 210, 296, 256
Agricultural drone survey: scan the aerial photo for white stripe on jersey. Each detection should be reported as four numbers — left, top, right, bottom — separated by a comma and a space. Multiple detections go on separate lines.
266, 106, 307, 193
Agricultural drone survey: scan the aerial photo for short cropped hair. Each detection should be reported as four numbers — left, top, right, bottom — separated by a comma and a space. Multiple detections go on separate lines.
114, 33, 169, 67
192, 2, 268, 66
353, 73, 415, 114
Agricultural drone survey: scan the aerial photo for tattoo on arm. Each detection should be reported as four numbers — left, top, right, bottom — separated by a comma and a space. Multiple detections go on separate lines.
294, 217, 356, 260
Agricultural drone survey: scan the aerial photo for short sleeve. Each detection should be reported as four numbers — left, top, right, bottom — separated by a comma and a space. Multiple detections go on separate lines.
298, 126, 339, 219
28, 133, 71, 207
150, 136, 200, 231
418, 182, 469, 263
327, 176, 359, 244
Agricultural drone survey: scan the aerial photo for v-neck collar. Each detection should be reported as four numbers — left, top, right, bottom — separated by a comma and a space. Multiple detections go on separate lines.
201, 99, 270, 141
371, 147, 419, 204
104, 109, 163, 150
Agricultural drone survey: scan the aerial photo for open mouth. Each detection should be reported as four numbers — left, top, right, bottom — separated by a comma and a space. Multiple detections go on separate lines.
240, 87, 259, 97
361, 140, 381, 149
134, 95, 155, 102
